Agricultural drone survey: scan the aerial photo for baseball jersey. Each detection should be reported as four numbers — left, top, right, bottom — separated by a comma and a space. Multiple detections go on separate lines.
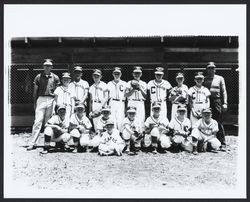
169, 84, 189, 104
168, 117, 191, 133
69, 79, 89, 101
193, 118, 219, 136
145, 115, 169, 129
54, 86, 75, 105
147, 80, 172, 102
70, 113, 92, 129
89, 81, 108, 102
100, 129, 124, 145
47, 115, 69, 129
126, 80, 147, 101
107, 80, 128, 101
121, 117, 142, 133
96, 116, 117, 132
188, 86, 211, 110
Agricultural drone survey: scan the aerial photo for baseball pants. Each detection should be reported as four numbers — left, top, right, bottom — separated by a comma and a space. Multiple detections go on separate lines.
171, 135, 193, 152
109, 100, 125, 131
127, 100, 145, 131
44, 127, 71, 143
98, 142, 125, 156
70, 128, 91, 147
29, 96, 54, 146
122, 129, 141, 148
150, 101, 167, 119
92, 102, 103, 132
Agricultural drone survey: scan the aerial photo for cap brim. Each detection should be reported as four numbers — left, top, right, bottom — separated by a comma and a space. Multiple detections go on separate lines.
133, 70, 142, 73
127, 110, 136, 113
113, 70, 121, 73
195, 76, 204, 79
93, 73, 101, 76
176, 76, 184, 78
177, 108, 187, 111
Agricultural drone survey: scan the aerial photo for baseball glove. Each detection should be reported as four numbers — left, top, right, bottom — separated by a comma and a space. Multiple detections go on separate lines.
131, 80, 140, 90
89, 109, 102, 119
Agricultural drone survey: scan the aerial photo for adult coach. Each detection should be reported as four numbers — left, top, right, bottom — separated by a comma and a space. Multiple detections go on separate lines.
203, 62, 228, 151
27, 59, 60, 150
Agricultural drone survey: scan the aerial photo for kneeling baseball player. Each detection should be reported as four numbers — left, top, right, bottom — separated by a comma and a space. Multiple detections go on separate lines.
69, 104, 93, 153
121, 106, 143, 155
190, 108, 221, 155
144, 102, 171, 154
98, 120, 125, 156
168, 104, 193, 152
41, 105, 71, 154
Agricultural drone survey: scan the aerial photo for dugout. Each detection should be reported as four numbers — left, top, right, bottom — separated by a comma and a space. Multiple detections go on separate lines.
9, 36, 239, 134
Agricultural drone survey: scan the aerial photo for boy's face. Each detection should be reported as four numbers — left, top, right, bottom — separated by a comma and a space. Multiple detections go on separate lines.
195, 78, 204, 85
113, 72, 121, 80
153, 107, 161, 116
176, 77, 184, 85
155, 74, 163, 80
62, 78, 71, 86
203, 112, 212, 120
177, 110, 186, 117
133, 72, 142, 80
76, 107, 85, 115
128, 112, 136, 119
58, 109, 66, 117
102, 111, 110, 118
106, 124, 114, 133
74, 71, 82, 80
92, 74, 101, 83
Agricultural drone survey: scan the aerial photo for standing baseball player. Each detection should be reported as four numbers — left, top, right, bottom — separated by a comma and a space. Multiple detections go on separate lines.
125, 66, 147, 130
188, 72, 211, 126
27, 59, 60, 150
69, 66, 89, 107
54, 72, 75, 124
69, 104, 93, 153
168, 104, 192, 152
144, 102, 171, 154
107, 67, 128, 131
147, 67, 172, 118
98, 120, 125, 156
41, 105, 71, 154
169, 72, 188, 120
203, 62, 228, 151
190, 108, 221, 155
121, 106, 143, 155
89, 69, 108, 132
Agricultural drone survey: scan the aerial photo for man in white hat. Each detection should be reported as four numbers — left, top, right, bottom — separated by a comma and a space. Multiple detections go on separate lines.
125, 66, 147, 130
27, 59, 60, 150
107, 67, 128, 131
204, 62, 228, 151
169, 72, 188, 120
147, 67, 172, 118
41, 105, 71, 154
188, 72, 211, 126
69, 66, 89, 107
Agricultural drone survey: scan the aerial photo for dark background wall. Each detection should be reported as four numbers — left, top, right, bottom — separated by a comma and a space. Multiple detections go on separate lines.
10, 36, 239, 132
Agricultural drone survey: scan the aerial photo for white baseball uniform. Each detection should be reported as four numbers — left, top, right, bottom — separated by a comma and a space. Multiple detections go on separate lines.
107, 80, 128, 130
54, 86, 75, 123
69, 79, 89, 106
147, 79, 172, 118
126, 80, 147, 130
89, 81, 108, 131
98, 129, 125, 155
169, 84, 189, 119
188, 86, 211, 126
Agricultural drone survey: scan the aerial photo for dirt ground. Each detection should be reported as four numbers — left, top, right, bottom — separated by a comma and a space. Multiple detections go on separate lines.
10, 133, 238, 190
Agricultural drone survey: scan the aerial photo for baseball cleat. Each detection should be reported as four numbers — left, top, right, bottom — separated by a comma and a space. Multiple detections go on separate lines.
220, 145, 227, 152
26, 145, 35, 151
40, 149, 48, 154
72, 148, 78, 153
152, 148, 158, 154
193, 151, 198, 155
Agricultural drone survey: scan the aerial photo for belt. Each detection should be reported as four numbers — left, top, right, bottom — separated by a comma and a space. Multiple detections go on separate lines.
111, 98, 125, 102
195, 102, 203, 104
93, 100, 102, 103
151, 99, 166, 103
129, 99, 144, 102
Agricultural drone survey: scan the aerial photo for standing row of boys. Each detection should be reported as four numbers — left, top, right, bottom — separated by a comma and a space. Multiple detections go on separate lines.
27, 59, 228, 156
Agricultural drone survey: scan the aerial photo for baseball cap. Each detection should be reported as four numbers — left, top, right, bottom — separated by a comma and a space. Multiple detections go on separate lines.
133, 66, 142, 73
154, 67, 164, 75
113, 67, 122, 74
62, 72, 71, 79
57, 105, 66, 113
101, 106, 111, 113
43, 59, 53, 66
206, 62, 216, 69
194, 72, 204, 79
176, 72, 184, 78
74, 66, 83, 72
75, 104, 85, 110
127, 106, 136, 113
93, 69, 102, 76
177, 104, 187, 111
202, 108, 212, 113
152, 102, 161, 109
105, 120, 115, 126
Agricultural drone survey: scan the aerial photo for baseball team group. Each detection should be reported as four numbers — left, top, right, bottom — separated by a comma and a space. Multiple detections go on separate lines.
26, 59, 228, 156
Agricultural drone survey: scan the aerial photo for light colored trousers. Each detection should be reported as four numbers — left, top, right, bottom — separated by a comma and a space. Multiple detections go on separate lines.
30, 96, 54, 145
127, 100, 145, 131
92, 102, 103, 132
109, 100, 125, 131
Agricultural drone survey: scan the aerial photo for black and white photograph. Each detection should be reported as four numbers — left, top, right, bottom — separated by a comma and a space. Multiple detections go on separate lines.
4, 4, 246, 198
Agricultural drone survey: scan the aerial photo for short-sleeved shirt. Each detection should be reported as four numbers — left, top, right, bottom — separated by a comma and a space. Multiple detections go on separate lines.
47, 115, 69, 129
89, 81, 108, 102
121, 117, 142, 133
100, 129, 123, 145
169, 84, 189, 104
168, 117, 191, 133
147, 79, 172, 102
193, 118, 219, 136
34, 72, 60, 96
96, 116, 117, 132
69, 79, 89, 102
107, 80, 128, 101
126, 80, 147, 101
54, 86, 75, 106
70, 113, 92, 129
188, 86, 211, 110
145, 115, 169, 129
